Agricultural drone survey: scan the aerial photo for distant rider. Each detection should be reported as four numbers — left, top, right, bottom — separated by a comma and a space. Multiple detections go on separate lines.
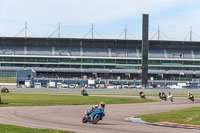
167, 92, 173, 102
160, 92, 166, 100
158, 92, 161, 98
168, 92, 172, 97
81, 87, 88, 95
188, 91, 191, 97
168, 92, 173, 98
188, 91, 193, 99
81, 87, 85, 93
161, 92, 165, 97
139, 90, 144, 96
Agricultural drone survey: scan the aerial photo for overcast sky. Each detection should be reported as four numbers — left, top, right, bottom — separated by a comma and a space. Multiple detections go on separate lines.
0, 0, 200, 41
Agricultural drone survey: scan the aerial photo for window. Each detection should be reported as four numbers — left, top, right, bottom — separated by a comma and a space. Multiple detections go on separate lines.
37, 58, 47, 62
48, 58, 58, 62
105, 59, 115, 64
15, 57, 24, 62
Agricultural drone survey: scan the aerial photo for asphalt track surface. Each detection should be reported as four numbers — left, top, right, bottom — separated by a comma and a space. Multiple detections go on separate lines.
0, 95, 199, 133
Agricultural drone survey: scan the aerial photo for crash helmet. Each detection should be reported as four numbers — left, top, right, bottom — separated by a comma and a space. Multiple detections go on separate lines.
100, 101, 105, 108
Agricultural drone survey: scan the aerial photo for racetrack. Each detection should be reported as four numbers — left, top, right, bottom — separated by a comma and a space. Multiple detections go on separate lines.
0, 96, 199, 133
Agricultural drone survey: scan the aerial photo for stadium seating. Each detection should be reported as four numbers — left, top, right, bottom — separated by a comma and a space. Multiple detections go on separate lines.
55, 46, 80, 56
82, 47, 108, 57
111, 47, 137, 57
193, 50, 200, 59
27, 45, 52, 55
149, 49, 165, 58
14, 45, 25, 55
0, 41, 198, 60
165, 49, 192, 59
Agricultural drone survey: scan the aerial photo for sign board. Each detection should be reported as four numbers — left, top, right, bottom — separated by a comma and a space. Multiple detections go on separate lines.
88, 79, 95, 85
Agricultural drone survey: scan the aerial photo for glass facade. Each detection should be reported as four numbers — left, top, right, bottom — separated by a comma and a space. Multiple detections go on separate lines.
0, 70, 16, 77
0, 56, 200, 71
2, 37, 200, 80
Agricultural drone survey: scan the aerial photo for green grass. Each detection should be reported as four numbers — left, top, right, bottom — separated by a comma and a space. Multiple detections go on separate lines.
172, 94, 200, 98
0, 124, 73, 133
0, 93, 158, 132
0, 93, 158, 107
0, 77, 16, 83
136, 107, 200, 125
17, 92, 200, 98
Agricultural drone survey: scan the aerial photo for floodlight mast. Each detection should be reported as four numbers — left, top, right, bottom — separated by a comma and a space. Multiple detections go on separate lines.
58, 22, 61, 38
82, 23, 104, 39
25, 22, 27, 38
15, 22, 35, 38
92, 23, 94, 39
190, 26, 192, 42
125, 24, 127, 40
158, 25, 160, 40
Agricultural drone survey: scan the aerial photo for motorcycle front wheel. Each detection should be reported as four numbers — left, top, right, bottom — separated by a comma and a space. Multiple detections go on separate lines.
92, 115, 101, 124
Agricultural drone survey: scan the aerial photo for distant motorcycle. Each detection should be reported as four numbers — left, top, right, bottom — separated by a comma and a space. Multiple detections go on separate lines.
81, 90, 89, 96
159, 92, 167, 101
188, 94, 194, 101
1, 87, 9, 93
82, 108, 105, 124
168, 95, 173, 102
162, 94, 167, 101
140, 93, 146, 99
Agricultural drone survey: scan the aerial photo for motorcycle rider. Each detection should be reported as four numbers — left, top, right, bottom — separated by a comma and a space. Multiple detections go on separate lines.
188, 91, 194, 100
168, 92, 173, 101
168, 92, 172, 97
139, 90, 145, 98
139, 90, 144, 95
161, 92, 165, 97
88, 102, 105, 121
158, 92, 162, 98
89, 101, 105, 114
188, 91, 192, 97
81, 87, 85, 94
81, 87, 89, 95
161, 92, 166, 100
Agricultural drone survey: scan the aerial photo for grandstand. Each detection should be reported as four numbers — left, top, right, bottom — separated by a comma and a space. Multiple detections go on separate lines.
1, 37, 200, 83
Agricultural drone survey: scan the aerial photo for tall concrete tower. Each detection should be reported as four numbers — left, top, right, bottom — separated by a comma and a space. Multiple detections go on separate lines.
141, 14, 149, 87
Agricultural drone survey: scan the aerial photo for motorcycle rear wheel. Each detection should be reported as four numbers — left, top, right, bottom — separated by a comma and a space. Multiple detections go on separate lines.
82, 117, 88, 123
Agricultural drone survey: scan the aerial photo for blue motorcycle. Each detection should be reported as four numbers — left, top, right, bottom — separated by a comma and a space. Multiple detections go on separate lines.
81, 90, 89, 96
82, 108, 105, 124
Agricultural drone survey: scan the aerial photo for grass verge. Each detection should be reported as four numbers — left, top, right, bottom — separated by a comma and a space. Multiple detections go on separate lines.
136, 107, 200, 125
13, 92, 200, 98
0, 77, 16, 83
0, 93, 158, 107
0, 124, 73, 133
